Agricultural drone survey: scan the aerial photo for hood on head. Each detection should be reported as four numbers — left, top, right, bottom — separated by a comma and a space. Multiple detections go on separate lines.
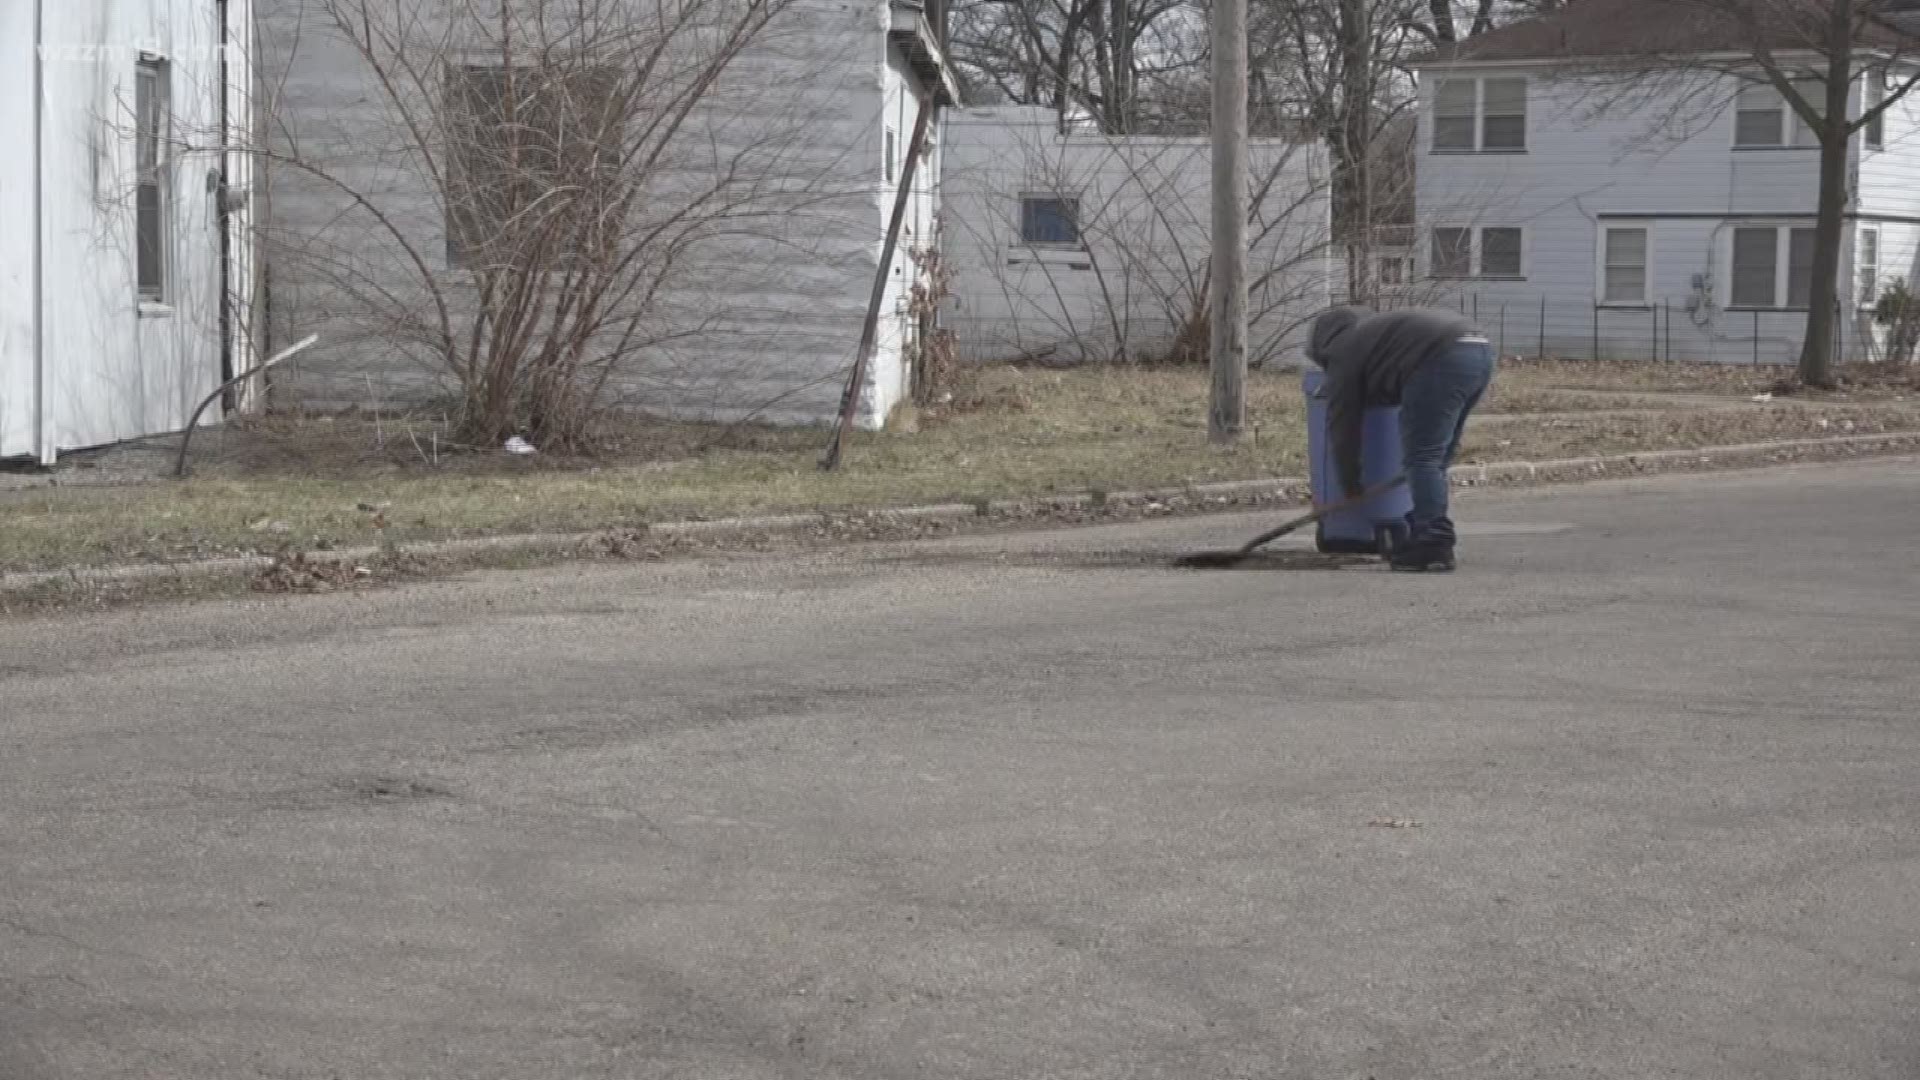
1307, 306, 1363, 368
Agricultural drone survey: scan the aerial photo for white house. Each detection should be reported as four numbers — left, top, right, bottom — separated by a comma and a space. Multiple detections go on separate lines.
941, 106, 1335, 368
1411, 0, 1920, 365
258, 0, 957, 432
0, 0, 256, 463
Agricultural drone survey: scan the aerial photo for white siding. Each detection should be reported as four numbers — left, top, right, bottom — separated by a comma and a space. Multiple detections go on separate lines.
871, 40, 938, 424
0, 0, 37, 458
1415, 64, 1877, 364
1859, 62, 1920, 345
2, 0, 228, 460
260, 0, 911, 429
942, 106, 1334, 368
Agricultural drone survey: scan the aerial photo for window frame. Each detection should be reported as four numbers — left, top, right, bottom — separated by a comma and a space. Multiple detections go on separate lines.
1865, 73, 1887, 151
1858, 225, 1881, 307
1429, 226, 1473, 278
1430, 76, 1528, 154
884, 128, 897, 184
1726, 223, 1819, 310
1597, 223, 1652, 308
1429, 225, 1525, 281
1018, 193, 1082, 246
135, 54, 171, 305
442, 61, 625, 271
1732, 81, 1820, 150
1479, 226, 1525, 278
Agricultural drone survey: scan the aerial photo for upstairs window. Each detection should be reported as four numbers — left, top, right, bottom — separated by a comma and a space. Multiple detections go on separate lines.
1020, 195, 1080, 245
1865, 74, 1887, 150
1733, 81, 1819, 148
1432, 77, 1528, 152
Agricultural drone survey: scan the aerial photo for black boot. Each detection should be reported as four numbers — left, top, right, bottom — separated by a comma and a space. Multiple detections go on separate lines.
1389, 516, 1457, 572
1389, 538, 1456, 572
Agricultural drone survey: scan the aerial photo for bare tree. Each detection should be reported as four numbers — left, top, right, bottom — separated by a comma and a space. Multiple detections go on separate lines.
258, 0, 877, 448
1567, 0, 1920, 385
941, 116, 1334, 369
948, 0, 1205, 131
1250, 0, 1537, 304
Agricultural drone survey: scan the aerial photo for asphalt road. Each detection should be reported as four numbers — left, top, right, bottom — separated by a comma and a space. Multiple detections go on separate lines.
3, 460, 1918, 1079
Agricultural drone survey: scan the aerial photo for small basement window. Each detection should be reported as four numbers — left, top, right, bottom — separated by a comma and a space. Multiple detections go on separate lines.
1020, 195, 1080, 245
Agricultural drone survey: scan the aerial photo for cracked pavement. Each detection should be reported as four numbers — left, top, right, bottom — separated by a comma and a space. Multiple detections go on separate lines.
2, 459, 1918, 1078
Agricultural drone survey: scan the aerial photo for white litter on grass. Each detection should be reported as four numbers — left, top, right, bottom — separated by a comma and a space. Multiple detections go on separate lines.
1751, 392, 1774, 403
504, 437, 538, 456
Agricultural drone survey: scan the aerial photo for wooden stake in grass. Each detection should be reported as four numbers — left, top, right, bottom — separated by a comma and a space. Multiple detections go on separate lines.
822, 99, 936, 471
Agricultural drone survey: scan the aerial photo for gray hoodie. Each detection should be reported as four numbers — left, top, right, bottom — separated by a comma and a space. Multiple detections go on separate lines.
1307, 306, 1475, 496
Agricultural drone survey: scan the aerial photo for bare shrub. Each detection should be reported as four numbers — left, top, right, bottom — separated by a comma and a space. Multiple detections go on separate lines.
262, 0, 864, 450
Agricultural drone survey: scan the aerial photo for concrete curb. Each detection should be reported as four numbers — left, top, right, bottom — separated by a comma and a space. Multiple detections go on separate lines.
5, 431, 1918, 596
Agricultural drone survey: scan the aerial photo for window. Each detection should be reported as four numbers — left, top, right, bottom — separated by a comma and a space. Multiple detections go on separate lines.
1430, 226, 1522, 279
1794, 81, 1825, 145
443, 62, 623, 269
1734, 81, 1820, 148
1431, 227, 1472, 277
1433, 79, 1477, 151
1378, 255, 1409, 286
135, 57, 169, 302
1020, 195, 1080, 244
1431, 77, 1527, 152
1602, 226, 1649, 305
1865, 74, 1886, 150
1481, 227, 1523, 277
1859, 227, 1880, 305
884, 128, 896, 183
1730, 224, 1818, 308
1786, 227, 1815, 308
1731, 227, 1778, 306
1482, 78, 1528, 150
1734, 83, 1785, 147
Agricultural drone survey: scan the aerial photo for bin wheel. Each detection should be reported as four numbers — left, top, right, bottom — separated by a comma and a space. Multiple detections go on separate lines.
1374, 522, 1408, 558
1314, 521, 1332, 554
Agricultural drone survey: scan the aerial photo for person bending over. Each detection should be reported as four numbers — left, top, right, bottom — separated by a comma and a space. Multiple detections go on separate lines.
1307, 306, 1495, 573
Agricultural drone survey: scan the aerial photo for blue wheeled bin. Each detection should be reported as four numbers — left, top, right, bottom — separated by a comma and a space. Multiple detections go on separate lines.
1303, 368, 1414, 555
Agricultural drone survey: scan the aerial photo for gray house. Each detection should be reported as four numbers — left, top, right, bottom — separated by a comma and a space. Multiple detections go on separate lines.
258, 0, 958, 433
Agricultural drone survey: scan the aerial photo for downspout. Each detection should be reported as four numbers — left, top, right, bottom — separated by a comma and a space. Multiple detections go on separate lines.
32, 0, 49, 464
216, 0, 234, 403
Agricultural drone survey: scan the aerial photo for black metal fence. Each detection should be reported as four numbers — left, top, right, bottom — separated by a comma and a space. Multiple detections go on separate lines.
1377, 291, 1889, 367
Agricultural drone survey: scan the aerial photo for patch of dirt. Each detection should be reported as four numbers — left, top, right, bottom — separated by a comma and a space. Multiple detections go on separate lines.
340, 776, 456, 802
250, 549, 431, 593
879, 547, 1381, 573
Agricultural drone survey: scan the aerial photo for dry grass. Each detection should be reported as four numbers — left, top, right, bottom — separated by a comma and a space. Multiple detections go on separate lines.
1497, 357, 1920, 399
3, 361, 1918, 573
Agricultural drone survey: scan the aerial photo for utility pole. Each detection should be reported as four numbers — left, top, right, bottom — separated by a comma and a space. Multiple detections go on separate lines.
1208, 0, 1248, 444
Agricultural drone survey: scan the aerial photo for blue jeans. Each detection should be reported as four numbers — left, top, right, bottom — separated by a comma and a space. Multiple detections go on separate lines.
1399, 339, 1494, 545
